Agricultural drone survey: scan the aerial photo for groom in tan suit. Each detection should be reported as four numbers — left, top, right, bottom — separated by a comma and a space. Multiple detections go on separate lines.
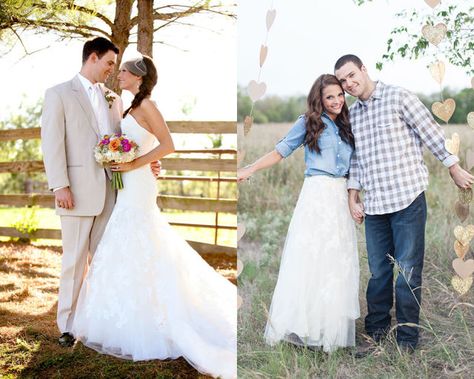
41, 37, 123, 346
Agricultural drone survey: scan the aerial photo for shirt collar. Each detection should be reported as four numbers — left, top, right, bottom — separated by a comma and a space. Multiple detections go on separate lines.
77, 73, 99, 93
356, 80, 385, 107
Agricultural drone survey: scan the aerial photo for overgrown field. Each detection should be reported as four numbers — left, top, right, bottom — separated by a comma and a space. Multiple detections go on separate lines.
238, 123, 474, 378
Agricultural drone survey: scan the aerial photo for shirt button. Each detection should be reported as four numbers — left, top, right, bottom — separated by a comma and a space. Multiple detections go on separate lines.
338, 141, 341, 144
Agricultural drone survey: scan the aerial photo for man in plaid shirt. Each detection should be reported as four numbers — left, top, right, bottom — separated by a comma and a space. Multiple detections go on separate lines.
334, 55, 474, 353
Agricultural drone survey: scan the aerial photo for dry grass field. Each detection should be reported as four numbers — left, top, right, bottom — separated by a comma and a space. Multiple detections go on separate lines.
238, 123, 474, 378
0, 242, 235, 379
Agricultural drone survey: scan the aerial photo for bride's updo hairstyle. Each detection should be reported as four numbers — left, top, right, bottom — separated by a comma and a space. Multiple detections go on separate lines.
122, 55, 158, 117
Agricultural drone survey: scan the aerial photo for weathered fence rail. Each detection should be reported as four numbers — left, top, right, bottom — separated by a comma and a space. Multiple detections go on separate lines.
0, 122, 237, 256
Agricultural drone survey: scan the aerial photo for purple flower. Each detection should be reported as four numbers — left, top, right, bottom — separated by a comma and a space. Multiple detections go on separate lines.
122, 143, 131, 152
101, 139, 110, 145
121, 139, 129, 145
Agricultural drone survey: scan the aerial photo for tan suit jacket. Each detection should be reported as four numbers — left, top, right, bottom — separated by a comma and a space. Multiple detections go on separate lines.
41, 75, 123, 333
41, 75, 122, 216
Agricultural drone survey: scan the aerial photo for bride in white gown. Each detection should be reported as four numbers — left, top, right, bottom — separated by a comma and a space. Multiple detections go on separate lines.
71, 56, 237, 379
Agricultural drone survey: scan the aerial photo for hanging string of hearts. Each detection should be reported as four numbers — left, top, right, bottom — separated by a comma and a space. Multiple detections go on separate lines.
423, 0, 474, 294
243, 3, 277, 136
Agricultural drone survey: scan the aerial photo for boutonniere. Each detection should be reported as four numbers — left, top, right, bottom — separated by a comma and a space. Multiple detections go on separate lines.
104, 90, 116, 109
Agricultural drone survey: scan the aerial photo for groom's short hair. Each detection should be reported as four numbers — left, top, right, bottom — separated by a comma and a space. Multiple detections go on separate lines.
334, 55, 364, 71
82, 37, 119, 64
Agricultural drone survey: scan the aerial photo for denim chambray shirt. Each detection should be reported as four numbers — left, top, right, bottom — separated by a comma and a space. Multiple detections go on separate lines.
275, 113, 353, 178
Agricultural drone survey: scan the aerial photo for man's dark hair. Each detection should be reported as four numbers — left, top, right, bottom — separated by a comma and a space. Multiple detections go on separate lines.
334, 54, 364, 71
82, 37, 119, 64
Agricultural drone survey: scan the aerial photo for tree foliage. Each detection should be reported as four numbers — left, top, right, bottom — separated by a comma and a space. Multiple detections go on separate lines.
353, 0, 474, 75
0, 0, 236, 90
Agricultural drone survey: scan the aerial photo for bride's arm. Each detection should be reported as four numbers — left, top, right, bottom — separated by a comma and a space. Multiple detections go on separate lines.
237, 150, 283, 182
121, 99, 175, 171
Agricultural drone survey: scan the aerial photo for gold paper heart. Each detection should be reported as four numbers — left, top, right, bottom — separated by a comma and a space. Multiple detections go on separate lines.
459, 188, 473, 205
433, 98, 456, 123
467, 112, 474, 129
454, 224, 474, 246
445, 132, 460, 156
451, 275, 473, 295
454, 240, 470, 259
429, 60, 445, 84
247, 80, 267, 102
424, 0, 441, 8
455, 201, 469, 223
260, 45, 268, 67
237, 259, 243, 277
237, 223, 246, 241
237, 294, 243, 309
266, 9, 277, 30
422, 23, 447, 46
243, 116, 253, 136
453, 258, 474, 279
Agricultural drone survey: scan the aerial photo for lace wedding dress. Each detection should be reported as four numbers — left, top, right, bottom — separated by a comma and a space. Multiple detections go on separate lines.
72, 114, 237, 379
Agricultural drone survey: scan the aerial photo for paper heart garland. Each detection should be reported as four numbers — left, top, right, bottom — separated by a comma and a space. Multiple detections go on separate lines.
247, 80, 267, 102
445, 132, 460, 155
471, 78, 474, 89
454, 224, 474, 246
237, 259, 243, 277
432, 99, 456, 123
454, 240, 469, 259
237, 294, 243, 309
237, 223, 246, 241
451, 275, 473, 295
452, 258, 474, 279
458, 188, 473, 205
422, 23, 447, 46
243, 116, 253, 136
466, 149, 474, 171
424, 0, 441, 8
260, 45, 268, 67
266, 9, 276, 30
429, 60, 445, 84
467, 112, 474, 129
455, 201, 469, 223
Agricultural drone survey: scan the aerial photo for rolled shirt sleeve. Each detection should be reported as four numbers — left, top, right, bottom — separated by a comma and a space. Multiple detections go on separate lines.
275, 115, 306, 158
400, 89, 459, 168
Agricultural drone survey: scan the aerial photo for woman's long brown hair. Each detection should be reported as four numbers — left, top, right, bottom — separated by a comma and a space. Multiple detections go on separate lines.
304, 74, 354, 153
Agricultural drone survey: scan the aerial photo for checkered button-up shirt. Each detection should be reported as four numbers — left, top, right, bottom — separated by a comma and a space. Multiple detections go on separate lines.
348, 81, 458, 215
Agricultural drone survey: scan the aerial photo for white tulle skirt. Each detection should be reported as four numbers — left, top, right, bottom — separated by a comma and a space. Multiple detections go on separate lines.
264, 175, 360, 352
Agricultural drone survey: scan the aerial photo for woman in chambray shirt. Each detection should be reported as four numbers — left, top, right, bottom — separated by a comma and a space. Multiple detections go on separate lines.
238, 74, 360, 353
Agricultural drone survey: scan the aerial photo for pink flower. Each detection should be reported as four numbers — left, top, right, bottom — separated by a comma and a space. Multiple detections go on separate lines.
122, 143, 131, 152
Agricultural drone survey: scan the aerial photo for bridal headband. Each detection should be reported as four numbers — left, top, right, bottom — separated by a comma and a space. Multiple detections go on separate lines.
122, 57, 147, 76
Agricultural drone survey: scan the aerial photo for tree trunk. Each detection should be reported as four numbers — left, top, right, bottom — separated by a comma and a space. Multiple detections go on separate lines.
107, 0, 134, 92
137, 0, 154, 56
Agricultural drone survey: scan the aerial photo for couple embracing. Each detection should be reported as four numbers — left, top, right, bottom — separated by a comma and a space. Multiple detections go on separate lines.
238, 54, 473, 354
41, 37, 236, 379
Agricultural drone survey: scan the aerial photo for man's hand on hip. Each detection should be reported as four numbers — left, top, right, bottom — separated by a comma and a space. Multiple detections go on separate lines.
54, 187, 75, 209
449, 163, 474, 189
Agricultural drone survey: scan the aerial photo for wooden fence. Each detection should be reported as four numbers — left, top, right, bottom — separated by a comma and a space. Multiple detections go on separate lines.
0, 122, 237, 256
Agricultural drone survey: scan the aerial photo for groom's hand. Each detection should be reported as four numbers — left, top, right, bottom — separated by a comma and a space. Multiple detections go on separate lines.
348, 189, 364, 224
150, 160, 161, 178
449, 163, 474, 189
54, 187, 75, 209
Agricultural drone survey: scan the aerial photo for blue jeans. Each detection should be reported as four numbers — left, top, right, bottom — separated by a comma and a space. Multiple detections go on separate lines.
364, 192, 427, 348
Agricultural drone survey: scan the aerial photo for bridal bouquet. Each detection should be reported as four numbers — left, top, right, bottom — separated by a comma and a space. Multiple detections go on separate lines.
94, 134, 139, 190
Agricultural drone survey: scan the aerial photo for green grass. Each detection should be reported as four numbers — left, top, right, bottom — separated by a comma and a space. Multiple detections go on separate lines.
238, 123, 474, 378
